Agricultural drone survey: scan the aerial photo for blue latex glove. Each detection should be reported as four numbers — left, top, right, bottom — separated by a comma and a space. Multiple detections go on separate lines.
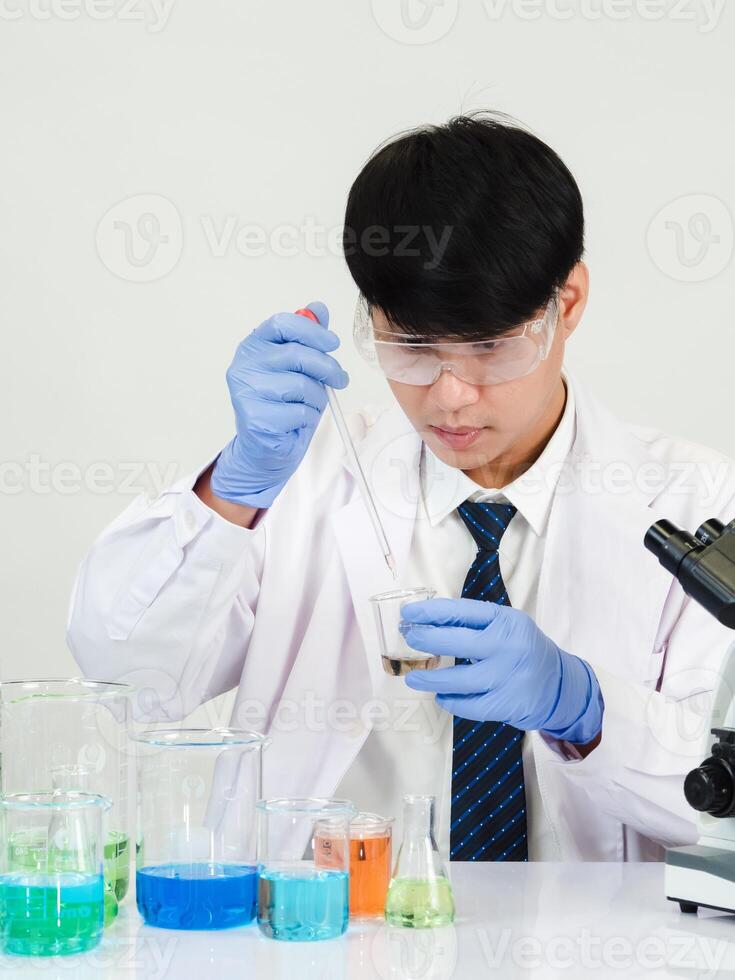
402, 598, 604, 745
210, 302, 349, 508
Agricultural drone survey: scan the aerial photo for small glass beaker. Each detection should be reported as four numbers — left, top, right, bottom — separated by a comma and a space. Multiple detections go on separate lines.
0, 792, 110, 956
315, 811, 394, 919
132, 728, 268, 930
370, 588, 438, 676
257, 798, 357, 941
385, 795, 455, 928
0, 678, 134, 926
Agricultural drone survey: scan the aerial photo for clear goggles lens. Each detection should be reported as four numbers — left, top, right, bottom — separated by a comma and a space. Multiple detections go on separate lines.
354, 293, 559, 386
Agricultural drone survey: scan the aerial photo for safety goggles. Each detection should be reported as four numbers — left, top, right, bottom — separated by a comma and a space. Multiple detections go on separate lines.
354, 292, 559, 386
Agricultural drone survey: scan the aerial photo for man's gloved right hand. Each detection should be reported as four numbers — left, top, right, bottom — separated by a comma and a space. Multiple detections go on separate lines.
210, 301, 348, 509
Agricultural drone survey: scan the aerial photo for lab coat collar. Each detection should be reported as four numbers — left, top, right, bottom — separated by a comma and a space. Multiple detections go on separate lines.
420, 367, 577, 537
566, 365, 663, 509
532, 364, 678, 686
332, 360, 669, 567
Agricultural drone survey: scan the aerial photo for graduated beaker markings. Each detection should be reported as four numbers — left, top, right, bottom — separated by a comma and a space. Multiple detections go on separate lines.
0, 792, 110, 957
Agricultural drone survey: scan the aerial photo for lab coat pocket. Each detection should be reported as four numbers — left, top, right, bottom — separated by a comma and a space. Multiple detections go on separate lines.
105, 524, 184, 641
642, 640, 668, 688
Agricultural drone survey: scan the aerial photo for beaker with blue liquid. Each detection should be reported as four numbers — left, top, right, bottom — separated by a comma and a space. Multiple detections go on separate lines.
133, 728, 268, 930
0, 791, 110, 956
257, 798, 356, 941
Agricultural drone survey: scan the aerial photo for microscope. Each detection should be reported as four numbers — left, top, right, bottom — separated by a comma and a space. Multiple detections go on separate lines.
645, 516, 735, 914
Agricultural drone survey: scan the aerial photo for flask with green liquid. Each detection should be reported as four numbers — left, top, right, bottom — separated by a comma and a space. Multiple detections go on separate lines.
385, 794, 455, 928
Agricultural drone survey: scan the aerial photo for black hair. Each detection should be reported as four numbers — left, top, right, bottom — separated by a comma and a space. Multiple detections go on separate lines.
343, 111, 584, 340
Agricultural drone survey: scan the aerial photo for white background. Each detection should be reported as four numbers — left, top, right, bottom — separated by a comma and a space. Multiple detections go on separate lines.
1, 0, 733, 684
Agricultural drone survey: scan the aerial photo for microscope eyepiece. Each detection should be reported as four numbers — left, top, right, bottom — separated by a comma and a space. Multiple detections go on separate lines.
643, 520, 700, 578
695, 519, 725, 548
644, 517, 735, 628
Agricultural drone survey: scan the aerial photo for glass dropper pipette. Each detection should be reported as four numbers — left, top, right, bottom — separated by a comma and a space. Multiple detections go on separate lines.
295, 307, 397, 579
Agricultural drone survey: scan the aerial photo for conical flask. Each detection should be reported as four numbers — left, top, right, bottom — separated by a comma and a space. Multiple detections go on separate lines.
385, 794, 455, 927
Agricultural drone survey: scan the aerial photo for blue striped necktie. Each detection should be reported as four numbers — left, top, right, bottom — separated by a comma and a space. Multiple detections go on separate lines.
449, 500, 528, 862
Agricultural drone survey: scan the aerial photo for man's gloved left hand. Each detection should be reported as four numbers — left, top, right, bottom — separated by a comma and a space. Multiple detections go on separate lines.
402, 598, 604, 745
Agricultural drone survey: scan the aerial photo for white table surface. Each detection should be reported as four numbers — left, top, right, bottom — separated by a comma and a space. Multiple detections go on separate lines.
3, 862, 735, 979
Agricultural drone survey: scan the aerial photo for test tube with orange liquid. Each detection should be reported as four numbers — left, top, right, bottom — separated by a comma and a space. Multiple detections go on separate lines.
314, 811, 394, 919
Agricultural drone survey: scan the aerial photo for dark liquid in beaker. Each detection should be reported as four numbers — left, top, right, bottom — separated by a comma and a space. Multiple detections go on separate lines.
382, 655, 440, 676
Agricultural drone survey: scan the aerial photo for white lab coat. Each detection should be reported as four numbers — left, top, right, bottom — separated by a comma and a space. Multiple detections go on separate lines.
67, 367, 735, 861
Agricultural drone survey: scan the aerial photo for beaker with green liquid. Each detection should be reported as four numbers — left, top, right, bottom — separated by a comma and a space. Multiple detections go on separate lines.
385, 794, 455, 928
0, 791, 110, 956
0, 679, 134, 926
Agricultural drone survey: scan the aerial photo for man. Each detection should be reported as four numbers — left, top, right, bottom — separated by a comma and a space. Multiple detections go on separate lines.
68, 113, 735, 861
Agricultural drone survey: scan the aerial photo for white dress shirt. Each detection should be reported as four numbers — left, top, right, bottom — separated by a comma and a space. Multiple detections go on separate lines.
335, 371, 577, 860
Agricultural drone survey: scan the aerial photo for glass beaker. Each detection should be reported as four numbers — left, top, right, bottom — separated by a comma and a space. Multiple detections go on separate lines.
385, 795, 455, 928
370, 588, 438, 676
133, 728, 268, 930
0, 678, 134, 926
257, 798, 357, 941
315, 811, 394, 919
0, 792, 110, 956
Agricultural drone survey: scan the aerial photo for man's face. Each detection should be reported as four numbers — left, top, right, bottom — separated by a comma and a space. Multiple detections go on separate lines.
375, 266, 586, 478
